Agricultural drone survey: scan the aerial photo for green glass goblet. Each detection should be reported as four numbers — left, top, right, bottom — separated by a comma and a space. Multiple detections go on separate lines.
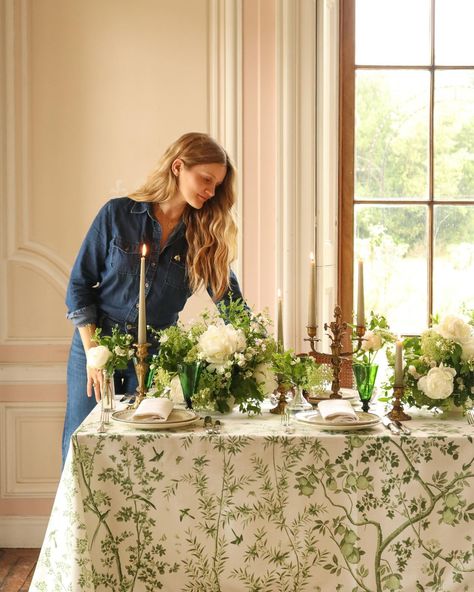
353, 363, 378, 412
178, 362, 202, 409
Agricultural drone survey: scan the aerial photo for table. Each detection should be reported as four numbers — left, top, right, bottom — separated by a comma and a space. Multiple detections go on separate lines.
30, 404, 474, 591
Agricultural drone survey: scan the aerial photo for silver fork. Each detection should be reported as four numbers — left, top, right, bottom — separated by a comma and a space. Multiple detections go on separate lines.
466, 409, 474, 426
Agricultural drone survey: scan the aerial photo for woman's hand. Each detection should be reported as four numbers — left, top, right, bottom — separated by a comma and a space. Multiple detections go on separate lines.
87, 365, 103, 402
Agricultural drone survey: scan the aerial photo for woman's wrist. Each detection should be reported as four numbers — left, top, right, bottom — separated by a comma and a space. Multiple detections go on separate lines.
78, 323, 97, 351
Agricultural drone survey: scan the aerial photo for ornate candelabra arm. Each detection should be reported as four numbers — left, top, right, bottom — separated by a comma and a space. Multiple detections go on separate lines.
351, 324, 366, 353
322, 307, 366, 399
304, 325, 319, 353
387, 385, 411, 421
130, 342, 150, 409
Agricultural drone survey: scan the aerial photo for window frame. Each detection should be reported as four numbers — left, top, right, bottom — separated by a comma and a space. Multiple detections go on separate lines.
339, 0, 474, 330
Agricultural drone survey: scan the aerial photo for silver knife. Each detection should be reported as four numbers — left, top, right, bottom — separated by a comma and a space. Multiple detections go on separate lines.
381, 416, 400, 435
394, 420, 411, 435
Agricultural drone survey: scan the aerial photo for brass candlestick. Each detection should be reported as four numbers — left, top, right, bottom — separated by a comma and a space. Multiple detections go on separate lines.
387, 385, 411, 421
324, 306, 365, 399
130, 342, 151, 409
270, 382, 289, 415
304, 325, 319, 353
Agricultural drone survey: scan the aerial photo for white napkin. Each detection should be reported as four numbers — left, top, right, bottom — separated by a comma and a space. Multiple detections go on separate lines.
318, 399, 358, 423
132, 397, 174, 421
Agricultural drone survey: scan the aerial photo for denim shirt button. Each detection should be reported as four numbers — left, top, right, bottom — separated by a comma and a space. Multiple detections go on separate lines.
145, 282, 149, 288
127, 324, 133, 330
135, 303, 139, 308
151, 262, 156, 268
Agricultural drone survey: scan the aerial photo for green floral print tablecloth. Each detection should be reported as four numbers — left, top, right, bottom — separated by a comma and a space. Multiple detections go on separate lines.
30, 407, 474, 592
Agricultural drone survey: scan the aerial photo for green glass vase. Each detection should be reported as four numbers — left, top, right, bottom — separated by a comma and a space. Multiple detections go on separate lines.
353, 363, 378, 412
178, 362, 202, 409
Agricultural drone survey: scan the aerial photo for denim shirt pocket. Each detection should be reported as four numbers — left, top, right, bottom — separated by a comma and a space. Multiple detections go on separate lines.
165, 259, 187, 289
110, 237, 141, 275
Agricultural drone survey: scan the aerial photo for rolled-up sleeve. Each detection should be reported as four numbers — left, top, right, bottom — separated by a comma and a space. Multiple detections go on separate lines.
65, 203, 110, 327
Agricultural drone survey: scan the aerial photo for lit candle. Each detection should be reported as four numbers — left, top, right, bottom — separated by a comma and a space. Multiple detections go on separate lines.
277, 289, 284, 349
138, 244, 147, 344
357, 260, 365, 328
394, 340, 404, 387
307, 252, 316, 328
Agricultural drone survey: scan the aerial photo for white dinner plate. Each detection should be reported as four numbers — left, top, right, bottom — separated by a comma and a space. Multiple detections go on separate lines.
295, 410, 381, 431
111, 408, 199, 430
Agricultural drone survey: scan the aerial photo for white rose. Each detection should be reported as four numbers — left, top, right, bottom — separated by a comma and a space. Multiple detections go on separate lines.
86, 345, 112, 369
253, 362, 278, 395
198, 324, 247, 368
461, 337, 474, 362
435, 315, 472, 343
114, 346, 127, 356
361, 330, 382, 352
417, 364, 456, 400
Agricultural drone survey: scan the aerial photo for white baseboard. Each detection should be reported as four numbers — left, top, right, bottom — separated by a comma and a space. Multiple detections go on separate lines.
0, 516, 48, 547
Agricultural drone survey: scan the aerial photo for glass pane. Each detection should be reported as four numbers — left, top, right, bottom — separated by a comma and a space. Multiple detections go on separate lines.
436, 0, 474, 65
355, 71, 430, 200
354, 205, 428, 335
433, 206, 474, 315
434, 70, 474, 200
356, 0, 430, 66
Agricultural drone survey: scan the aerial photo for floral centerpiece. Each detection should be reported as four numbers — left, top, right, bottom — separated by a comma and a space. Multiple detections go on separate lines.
402, 314, 474, 411
149, 299, 278, 414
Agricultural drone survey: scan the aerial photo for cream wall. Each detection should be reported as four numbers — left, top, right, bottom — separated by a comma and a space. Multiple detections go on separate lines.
0, 0, 260, 545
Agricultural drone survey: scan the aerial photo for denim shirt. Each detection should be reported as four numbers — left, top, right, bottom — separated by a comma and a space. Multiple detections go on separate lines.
65, 197, 244, 335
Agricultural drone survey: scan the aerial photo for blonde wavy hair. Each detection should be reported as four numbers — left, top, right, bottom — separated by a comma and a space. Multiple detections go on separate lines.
129, 132, 237, 301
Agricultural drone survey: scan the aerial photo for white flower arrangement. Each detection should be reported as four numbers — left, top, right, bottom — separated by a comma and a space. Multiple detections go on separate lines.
150, 299, 278, 414
402, 313, 474, 410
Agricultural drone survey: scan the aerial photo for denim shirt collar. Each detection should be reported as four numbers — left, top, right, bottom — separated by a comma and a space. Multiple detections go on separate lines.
129, 199, 186, 240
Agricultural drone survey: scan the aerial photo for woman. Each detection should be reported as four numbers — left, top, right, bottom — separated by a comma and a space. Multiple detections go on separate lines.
63, 132, 244, 462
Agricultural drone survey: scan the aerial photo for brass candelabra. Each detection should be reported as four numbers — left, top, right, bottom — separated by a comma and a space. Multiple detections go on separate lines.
130, 342, 151, 409
306, 305, 365, 399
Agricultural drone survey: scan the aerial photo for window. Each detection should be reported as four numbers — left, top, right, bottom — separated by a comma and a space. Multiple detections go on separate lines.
340, 0, 474, 334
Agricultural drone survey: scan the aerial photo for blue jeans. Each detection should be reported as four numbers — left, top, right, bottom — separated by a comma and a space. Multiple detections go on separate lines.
62, 329, 138, 465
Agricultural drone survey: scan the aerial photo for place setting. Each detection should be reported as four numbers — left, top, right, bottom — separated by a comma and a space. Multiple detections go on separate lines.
294, 398, 381, 432
111, 397, 200, 430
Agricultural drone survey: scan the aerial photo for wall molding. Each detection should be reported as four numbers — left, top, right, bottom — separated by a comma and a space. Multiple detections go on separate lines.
2, 0, 71, 345
315, 0, 339, 351
276, 0, 317, 350
0, 515, 48, 547
208, 0, 243, 284
275, 0, 339, 351
1, 402, 64, 499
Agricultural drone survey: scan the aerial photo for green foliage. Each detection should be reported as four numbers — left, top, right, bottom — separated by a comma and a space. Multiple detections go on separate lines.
272, 350, 322, 389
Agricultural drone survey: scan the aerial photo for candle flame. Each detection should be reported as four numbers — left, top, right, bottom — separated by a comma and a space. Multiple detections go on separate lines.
310, 252, 315, 263
277, 288, 282, 298
142, 244, 147, 257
